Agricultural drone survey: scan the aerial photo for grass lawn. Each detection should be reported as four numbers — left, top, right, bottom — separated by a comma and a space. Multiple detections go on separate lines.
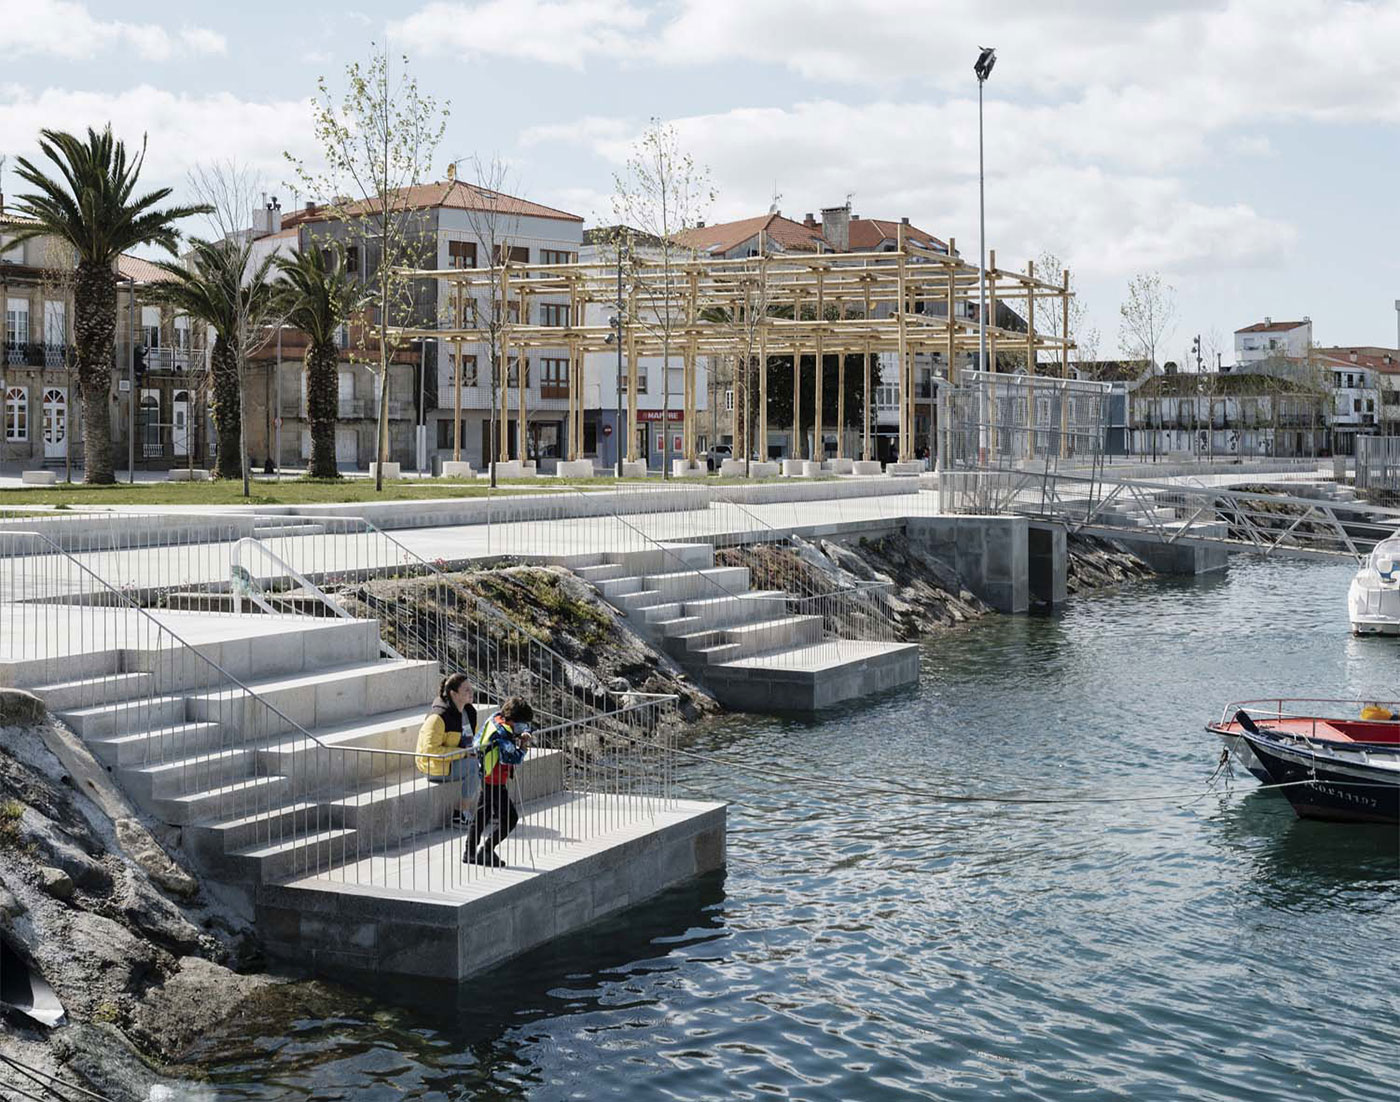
0, 475, 663, 507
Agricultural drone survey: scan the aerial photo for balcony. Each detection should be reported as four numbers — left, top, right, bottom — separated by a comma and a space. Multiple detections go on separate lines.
5, 342, 76, 369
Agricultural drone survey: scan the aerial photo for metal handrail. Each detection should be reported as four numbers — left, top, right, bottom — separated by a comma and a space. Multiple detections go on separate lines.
1217, 698, 1400, 726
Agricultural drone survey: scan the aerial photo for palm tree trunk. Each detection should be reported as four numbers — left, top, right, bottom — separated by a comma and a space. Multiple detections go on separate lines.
306, 339, 339, 478
74, 260, 116, 483
209, 336, 241, 480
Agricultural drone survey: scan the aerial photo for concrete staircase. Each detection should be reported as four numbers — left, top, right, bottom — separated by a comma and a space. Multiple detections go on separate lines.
6, 617, 561, 887
575, 543, 917, 711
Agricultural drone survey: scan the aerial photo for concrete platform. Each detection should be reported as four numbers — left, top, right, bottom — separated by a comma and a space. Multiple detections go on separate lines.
702, 640, 919, 712
257, 792, 726, 980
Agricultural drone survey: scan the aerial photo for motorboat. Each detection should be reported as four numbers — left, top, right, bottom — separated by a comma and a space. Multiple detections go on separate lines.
1207, 700, 1400, 824
1348, 535, 1400, 635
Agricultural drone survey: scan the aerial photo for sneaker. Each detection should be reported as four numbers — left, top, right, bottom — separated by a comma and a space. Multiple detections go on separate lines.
467, 849, 505, 868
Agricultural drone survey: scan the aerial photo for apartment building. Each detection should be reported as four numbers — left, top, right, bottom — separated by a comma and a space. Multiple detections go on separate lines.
1235, 318, 1313, 363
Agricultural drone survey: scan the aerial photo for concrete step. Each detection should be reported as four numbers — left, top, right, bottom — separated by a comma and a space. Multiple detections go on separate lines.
724, 615, 825, 658
0, 649, 121, 692
30, 670, 153, 711
230, 826, 361, 884
604, 544, 714, 575
254, 706, 430, 783
692, 642, 745, 664
185, 800, 326, 861
185, 659, 438, 739
92, 720, 224, 769
574, 563, 630, 584
251, 522, 328, 540
638, 566, 750, 603
125, 747, 255, 801
678, 590, 786, 630
155, 774, 292, 826
59, 695, 187, 739
640, 602, 684, 625
596, 576, 644, 600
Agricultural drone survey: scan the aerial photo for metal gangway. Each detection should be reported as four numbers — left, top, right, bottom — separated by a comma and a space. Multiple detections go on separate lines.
946, 466, 1400, 560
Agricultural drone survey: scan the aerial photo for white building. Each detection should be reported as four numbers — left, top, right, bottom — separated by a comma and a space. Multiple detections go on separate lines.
579, 231, 708, 471
1235, 317, 1313, 363
1313, 346, 1400, 453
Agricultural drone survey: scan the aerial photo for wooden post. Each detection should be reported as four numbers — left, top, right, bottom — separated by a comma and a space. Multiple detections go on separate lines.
627, 285, 638, 462
987, 248, 998, 372
499, 261, 511, 464
685, 267, 699, 462
452, 281, 463, 463
758, 311, 768, 464
793, 293, 803, 460
896, 224, 910, 461
814, 268, 825, 462
836, 299, 846, 459
863, 282, 872, 462
1060, 267, 1071, 460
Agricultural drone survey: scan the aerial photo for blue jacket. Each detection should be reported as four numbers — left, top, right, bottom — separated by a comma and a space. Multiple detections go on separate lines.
476, 713, 530, 785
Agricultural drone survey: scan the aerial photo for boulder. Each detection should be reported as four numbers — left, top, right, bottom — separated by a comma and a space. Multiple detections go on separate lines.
115, 819, 198, 901
37, 866, 74, 901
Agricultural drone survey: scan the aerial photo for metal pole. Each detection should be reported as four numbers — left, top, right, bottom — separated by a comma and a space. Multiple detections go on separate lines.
978, 76, 988, 376
127, 276, 135, 484
616, 242, 625, 478
274, 325, 282, 480
417, 338, 426, 476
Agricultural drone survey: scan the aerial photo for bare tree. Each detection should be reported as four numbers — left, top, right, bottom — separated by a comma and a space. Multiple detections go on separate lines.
457, 154, 523, 487
1118, 272, 1177, 373
612, 119, 713, 476
1035, 250, 1091, 369
288, 45, 448, 490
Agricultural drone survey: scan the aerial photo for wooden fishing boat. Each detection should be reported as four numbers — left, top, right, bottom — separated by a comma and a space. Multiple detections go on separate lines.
1207, 700, 1400, 824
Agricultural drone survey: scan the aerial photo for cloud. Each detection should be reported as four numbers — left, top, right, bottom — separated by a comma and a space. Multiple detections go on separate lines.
0, 85, 313, 199
389, 0, 648, 67
0, 1, 227, 60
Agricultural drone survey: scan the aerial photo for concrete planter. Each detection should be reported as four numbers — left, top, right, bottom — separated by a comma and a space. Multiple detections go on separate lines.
672, 459, 708, 478
440, 461, 475, 479
801, 460, 823, 478
718, 458, 750, 477
852, 460, 884, 476
556, 459, 595, 478
368, 462, 401, 480
166, 468, 211, 482
748, 461, 781, 478
491, 460, 537, 480
780, 459, 806, 477
619, 459, 648, 478
887, 461, 923, 477
20, 470, 57, 485
827, 458, 855, 475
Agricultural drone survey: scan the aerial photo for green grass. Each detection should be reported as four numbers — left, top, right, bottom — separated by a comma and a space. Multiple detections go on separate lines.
0, 475, 659, 507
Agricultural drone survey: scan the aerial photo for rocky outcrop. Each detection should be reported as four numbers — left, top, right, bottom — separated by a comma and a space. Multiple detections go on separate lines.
0, 705, 283, 1100
1065, 535, 1156, 596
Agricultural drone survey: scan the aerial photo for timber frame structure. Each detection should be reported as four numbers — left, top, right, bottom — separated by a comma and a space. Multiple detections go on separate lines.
394, 226, 1075, 467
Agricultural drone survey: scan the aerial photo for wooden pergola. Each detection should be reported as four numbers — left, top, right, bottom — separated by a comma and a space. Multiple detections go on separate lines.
395, 226, 1074, 466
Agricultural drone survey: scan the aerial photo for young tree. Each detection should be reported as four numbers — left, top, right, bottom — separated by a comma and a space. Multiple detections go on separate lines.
1118, 272, 1177, 374
1035, 250, 1091, 370
7, 128, 209, 482
274, 244, 369, 478
288, 46, 448, 490
612, 119, 713, 476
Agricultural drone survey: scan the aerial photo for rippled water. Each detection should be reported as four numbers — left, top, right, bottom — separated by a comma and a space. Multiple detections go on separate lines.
194, 557, 1398, 1100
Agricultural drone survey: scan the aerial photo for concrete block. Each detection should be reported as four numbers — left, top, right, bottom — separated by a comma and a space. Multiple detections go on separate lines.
887, 461, 923, 477
781, 459, 806, 477
718, 459, 750, 477
166, 468, 211, 482
800, 461, 823, 478
619, 459, 648, 478
20, 469, 56, 485
747, 461, 780, 478
556, 459, 595, 478
672, 459, 707, 478
440, 461, 475, 478
247, 630, 306, 679
852, 460, 883, 476
827, 458, 855, 475
368, 462, 401, 480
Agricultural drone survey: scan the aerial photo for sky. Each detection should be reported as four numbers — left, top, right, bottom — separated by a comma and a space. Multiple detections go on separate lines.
2, 0, 1398, 364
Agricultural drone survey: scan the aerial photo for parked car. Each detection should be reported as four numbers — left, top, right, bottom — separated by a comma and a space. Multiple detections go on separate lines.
705, 444, 733, 471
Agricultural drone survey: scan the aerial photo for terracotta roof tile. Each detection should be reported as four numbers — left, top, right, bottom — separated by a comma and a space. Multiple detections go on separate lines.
282, 181, 582, 228
1235, 319, 1309, 333
847, 218, 947, 253
673, 213, 828, 256
116, 253, 165, 284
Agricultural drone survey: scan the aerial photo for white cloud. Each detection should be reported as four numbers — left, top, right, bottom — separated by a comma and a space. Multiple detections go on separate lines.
0, 1, 227, 60
0, 85, 313, 199
389, 0, 648, 67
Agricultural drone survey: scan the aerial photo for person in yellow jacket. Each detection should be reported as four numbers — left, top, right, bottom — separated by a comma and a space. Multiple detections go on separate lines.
416, 673, 478, 827
1360, 702, 1396, 721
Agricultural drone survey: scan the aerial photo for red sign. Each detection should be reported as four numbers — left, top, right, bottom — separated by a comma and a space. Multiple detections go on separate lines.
602, 424, 613, 436
636, 409, 684, 423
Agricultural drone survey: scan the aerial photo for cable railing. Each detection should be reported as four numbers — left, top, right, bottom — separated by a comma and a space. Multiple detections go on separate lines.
0, 514, 680, 896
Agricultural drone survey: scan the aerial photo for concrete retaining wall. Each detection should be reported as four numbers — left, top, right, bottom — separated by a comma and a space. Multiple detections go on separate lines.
906, 515, 1029, 613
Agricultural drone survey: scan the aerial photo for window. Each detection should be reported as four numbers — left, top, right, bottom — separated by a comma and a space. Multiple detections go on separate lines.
493, 244, 530, 265
335, 323, 349, 350
540, 303, 569, 327
507, 301, 522, 324
141, 306, 161, 350
345, 246, 361, 277
724, 388, 734, 412
448, 350, 479, 386
5, 386, 27, 441
621, 369, 648, 393
43, 301, 66, 346
448, 240, 477, 268
437, 419, 469, 450
6, 297, 30, 349
507, 359, 531, 387
540, 249, 576, 266
540, 357, 569, 398
1354, 398, 1363, 413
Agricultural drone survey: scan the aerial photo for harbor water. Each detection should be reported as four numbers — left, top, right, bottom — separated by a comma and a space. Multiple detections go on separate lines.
193, 556, 1398, 1100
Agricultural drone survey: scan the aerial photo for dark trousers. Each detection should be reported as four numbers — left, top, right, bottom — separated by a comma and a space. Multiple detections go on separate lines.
468, 783, 519, 853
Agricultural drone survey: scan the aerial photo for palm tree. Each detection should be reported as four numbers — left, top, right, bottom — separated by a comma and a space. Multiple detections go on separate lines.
146, 238, 275, 480
273, 245, 367, 478
6, 127, 209, 483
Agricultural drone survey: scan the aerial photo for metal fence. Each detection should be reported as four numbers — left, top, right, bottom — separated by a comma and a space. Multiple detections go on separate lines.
942, 371, 1112, 476
0, 512, 680, 895
1357, 436, 1400, 491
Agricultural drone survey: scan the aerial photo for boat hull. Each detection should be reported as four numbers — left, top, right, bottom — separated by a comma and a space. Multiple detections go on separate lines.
1240, 731, 1399, 825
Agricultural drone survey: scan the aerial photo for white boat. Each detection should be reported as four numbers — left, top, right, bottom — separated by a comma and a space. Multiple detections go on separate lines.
1348, 535, 1400, 635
